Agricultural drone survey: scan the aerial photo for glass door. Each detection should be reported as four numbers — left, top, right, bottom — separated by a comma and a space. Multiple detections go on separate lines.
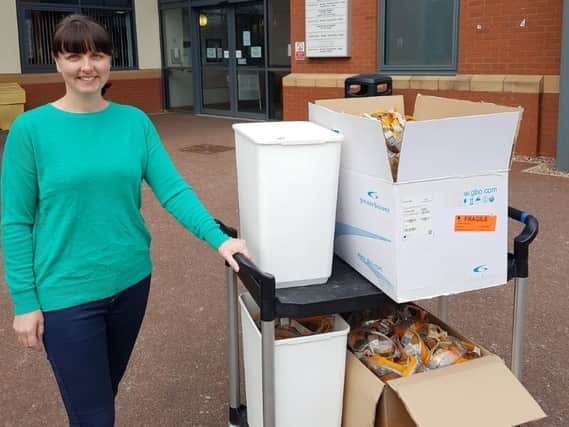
198, 7, 231, 112
234, 2, 265, 115
196, 1, 265, 118
161, 5, 194, 110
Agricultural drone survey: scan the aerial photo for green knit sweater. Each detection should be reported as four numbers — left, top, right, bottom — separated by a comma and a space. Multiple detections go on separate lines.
1, 102, 229, 315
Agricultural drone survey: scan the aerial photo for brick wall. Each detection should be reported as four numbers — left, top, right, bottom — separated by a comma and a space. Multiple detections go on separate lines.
21, 83, 66, 111
539, 93, 560, 157
284, 0, 563, 158
292, 0, 563, 75
21, 78, 163, 113
104, 78, 163, 113
284, 86, 344, 120
291, 0, 378, 73
459, 0, 562, 75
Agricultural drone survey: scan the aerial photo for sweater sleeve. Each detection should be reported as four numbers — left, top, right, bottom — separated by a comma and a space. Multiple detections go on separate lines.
142, 116, 229, 250
1, 117, 41, 315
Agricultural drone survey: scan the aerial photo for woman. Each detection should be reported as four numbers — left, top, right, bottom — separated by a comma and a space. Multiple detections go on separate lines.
1, 14, 249, 426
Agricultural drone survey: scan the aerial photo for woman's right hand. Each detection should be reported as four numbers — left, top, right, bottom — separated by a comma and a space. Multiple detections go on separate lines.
13, 310, 44, 351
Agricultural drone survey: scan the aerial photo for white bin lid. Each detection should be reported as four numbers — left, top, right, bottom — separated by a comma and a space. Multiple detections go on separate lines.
232, 121, 343, 145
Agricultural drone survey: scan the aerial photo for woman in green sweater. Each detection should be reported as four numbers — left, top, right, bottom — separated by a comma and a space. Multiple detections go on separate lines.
1, 14, 249, 426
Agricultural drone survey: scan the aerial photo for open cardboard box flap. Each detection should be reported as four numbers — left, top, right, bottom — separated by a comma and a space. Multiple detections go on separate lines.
344, 351, 546, 427
388, 354, 546, 427
309, 102, 394, 182
343, 351, 386, 427
343, 304, 545, 427
311, 94, 523, 183
314, 93, 521, 120
315, 95, 405, 117
398, 111, 520, 182
413, 94, 523, 120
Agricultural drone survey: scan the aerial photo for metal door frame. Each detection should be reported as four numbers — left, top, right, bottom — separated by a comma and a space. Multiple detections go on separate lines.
159, 2, 194, 111
191, 1, 267, 119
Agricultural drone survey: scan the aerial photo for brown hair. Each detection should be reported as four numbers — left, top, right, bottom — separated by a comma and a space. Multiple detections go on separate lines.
51, 14, 113, 57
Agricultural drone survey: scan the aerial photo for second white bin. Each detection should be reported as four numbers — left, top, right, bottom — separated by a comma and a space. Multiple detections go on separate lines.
239, 293, 349, 427
233, 121, 343, 287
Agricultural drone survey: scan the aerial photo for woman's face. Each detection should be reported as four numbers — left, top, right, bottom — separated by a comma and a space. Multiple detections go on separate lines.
54, 50, 111, 96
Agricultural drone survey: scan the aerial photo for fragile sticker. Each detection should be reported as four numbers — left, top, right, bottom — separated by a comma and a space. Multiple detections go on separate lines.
454, 215, 497, 232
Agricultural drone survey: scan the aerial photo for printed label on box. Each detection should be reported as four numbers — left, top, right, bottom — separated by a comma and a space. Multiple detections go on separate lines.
401, 196, 433, 240
454, 215, 497, 232
460, 185, 499, 207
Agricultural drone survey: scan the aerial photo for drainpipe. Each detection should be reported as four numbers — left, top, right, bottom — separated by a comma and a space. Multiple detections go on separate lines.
556, 0, 569, 171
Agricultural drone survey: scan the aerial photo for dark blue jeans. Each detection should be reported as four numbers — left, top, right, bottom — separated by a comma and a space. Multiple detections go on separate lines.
43, 275, 151, 427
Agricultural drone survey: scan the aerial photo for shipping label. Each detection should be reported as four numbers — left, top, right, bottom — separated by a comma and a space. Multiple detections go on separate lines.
401, 196, 433, 240
454, 215, 497, 232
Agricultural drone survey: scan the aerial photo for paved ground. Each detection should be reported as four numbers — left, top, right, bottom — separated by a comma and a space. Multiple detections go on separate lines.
0, 113, 568, 426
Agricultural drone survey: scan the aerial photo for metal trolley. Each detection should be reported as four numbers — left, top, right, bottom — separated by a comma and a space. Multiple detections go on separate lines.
219, 207, 538, 427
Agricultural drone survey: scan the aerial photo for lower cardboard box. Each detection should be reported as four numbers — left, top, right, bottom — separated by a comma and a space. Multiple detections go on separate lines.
341, 307, 546, 427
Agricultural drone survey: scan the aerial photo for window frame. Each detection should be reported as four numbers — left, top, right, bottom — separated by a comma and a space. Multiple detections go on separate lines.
17, 0, 138, 73
378, 0, 459, 74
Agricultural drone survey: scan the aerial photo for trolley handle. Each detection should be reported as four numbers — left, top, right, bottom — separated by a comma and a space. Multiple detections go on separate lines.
508, 207, 539, 278
233, 253, 276, 322
215, 218, 277, 321
233, 253, 274, 284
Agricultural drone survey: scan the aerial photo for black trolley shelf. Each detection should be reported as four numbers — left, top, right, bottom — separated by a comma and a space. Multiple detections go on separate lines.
219, 206, 538, 427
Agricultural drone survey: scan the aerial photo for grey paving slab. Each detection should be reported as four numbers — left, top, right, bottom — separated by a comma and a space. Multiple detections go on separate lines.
0, 113, 567, 426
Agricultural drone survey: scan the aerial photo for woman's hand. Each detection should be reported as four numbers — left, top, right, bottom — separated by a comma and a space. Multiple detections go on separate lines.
218, 238, 250, 272
13, 310, 44, 351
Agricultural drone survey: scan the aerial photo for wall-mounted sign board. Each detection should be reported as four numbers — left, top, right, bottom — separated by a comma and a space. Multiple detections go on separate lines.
305, 0, 351, 57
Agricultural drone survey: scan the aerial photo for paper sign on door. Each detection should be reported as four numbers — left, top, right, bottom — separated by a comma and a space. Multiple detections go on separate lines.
243, 31, 251, 46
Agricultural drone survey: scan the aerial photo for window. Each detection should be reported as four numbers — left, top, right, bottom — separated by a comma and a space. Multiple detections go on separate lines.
17, 0, 137, 72
379, 0, 458, 73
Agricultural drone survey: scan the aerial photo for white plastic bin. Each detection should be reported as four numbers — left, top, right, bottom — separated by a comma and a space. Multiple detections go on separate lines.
239, 293, 349, 427
233, 121, 343, 287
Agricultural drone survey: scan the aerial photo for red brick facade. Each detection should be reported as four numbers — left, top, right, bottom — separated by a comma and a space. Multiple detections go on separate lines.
291, 0, 378, 74
284, 87, 343, 120
291, 0, 562, 76
539, 93, 560, 157
459, 0, 562, 75
21, 78, 163, 114
284, 0, 563, 158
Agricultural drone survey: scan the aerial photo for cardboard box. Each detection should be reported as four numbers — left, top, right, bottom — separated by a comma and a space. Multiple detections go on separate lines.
341, 307, 546, 427
309, 95, 523, 302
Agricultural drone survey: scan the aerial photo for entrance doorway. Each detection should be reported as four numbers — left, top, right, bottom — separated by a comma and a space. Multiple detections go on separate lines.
159, 0, 290, 119
196, 2, 265, 119
160, 5, 194, 111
